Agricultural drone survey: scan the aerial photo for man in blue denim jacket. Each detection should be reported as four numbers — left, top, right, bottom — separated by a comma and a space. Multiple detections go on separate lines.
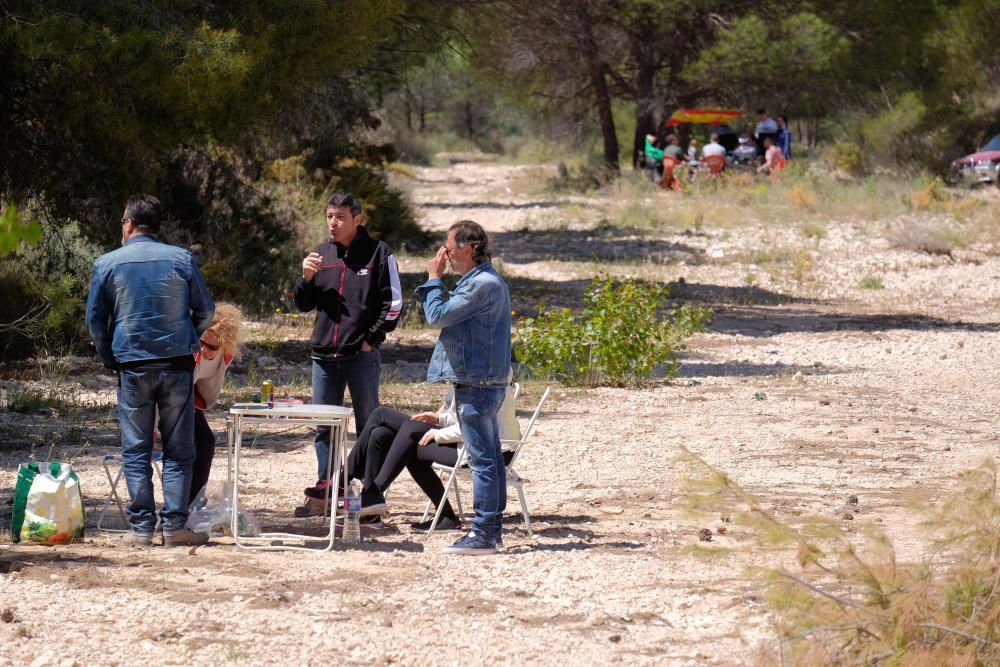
416, 220, 511, 555
86, 194, 215, 547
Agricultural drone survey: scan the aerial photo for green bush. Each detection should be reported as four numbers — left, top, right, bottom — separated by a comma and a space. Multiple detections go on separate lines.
828, 142, 864, 176
329, 162, 430, 253
0, 219, 98, 360
514, 276, 712, 386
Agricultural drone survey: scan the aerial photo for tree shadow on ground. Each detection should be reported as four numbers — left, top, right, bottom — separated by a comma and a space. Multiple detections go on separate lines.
708, 304, 1000, 338
0, 551, 124, 573
496, 228, 706, 265
418, 200, 565, 211
666, 281, 1000, 337
678, 362, 838, 378
505, 540, 646, 553
668, 281, 816, 306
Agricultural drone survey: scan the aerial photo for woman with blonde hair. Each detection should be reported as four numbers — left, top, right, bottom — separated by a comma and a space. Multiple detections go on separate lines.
191, 303, 244, 502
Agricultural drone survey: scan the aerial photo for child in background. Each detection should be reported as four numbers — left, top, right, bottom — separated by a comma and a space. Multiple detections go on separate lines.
191, 303, 244, 503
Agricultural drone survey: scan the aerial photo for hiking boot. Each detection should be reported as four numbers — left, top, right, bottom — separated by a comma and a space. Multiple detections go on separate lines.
293, 497, 331, 517
443, 532, 497, 556
409, 515, 463, 532
303, 478, 333, 501
122, 531, 154, 546
163, 529, 209, 547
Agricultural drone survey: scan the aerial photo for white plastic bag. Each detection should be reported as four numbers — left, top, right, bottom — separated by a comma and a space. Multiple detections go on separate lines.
186, 481, 259, 537
12, 461, 86, 544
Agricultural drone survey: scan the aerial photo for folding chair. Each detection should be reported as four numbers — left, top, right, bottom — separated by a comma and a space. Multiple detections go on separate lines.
96, 450, 163, 532
703, 154, 727, 176
423, 386, 551, 537
661, 156, 682, 190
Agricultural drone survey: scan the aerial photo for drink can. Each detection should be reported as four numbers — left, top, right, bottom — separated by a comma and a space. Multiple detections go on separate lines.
261, 380, 274, 406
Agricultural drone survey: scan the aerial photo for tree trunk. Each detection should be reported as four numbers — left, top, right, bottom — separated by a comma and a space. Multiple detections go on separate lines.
633, 44, 656, 170
575, 5, 619, 172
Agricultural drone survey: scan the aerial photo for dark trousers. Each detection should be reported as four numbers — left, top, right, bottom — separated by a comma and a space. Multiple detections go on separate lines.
189, 408, 215, 504
347, 406, 461, 519
312, 351, 381, 480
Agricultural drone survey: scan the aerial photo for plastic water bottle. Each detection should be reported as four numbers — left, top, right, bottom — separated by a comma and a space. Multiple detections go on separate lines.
342, 483, 361, 544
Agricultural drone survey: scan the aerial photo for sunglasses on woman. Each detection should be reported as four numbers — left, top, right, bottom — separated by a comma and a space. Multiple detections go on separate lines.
200, 339, 220, 352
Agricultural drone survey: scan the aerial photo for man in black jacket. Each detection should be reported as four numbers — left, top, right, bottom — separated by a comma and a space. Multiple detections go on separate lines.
293, 191, 402, 512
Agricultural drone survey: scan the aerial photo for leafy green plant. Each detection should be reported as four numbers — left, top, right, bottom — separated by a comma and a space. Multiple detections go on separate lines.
514, 276, 712, 386
0, 204, 42, 256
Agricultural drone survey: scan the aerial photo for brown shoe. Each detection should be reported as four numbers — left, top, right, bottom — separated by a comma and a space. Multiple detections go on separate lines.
122, 531, 154, 546
162, 529, 209, 547
294, 497, 331, 517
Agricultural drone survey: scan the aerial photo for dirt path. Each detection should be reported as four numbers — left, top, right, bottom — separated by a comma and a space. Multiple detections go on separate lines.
2, 160, 1000, 665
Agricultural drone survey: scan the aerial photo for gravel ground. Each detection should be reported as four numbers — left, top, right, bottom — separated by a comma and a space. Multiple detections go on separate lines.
1, 161, 999, 666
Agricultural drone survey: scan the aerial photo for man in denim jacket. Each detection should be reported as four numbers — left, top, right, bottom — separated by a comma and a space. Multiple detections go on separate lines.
416, 220, 511, 555
86, 194, 215, 547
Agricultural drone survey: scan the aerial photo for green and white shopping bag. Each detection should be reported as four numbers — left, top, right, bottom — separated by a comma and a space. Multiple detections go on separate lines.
10, 461, 86, 544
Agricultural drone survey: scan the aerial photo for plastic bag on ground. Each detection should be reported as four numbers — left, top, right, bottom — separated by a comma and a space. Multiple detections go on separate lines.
11, 461, 86, 544
186, 480, 259, 537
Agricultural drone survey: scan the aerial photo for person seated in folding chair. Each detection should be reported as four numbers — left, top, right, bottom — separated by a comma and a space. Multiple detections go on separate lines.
190, 303, 244, 504
298, 375, 520, 530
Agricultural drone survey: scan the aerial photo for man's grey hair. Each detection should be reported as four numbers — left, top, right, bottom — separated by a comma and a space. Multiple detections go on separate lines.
449, 220, 492, 263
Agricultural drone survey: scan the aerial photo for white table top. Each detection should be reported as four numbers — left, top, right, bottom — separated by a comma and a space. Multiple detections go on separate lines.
229, 403, 353, 419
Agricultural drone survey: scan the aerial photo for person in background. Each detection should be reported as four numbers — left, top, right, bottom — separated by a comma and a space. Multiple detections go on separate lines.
190, 303, 244, 503
758, 136, 784, 175
754, 109, 778, 155
663, 134, 684, 161
701, 133, 727, 159
776, 115, 793, 160
733, 135, 758, 165
643, 133, 664, 183
86, 194, 214, 547
293, 191, 403, 516
687, 138, 699, 164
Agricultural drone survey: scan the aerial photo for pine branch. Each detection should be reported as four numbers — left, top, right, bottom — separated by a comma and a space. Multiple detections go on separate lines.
779, 571, 866, 610
919, 622, 998, 647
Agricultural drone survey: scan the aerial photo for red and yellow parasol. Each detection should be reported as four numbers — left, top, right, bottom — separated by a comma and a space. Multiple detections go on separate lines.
666, 109, 743, 126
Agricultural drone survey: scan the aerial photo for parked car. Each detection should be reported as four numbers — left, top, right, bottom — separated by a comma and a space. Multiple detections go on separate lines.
950, 134, 1000, 187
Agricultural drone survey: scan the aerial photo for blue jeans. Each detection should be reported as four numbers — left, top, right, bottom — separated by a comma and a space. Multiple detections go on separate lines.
118, 367, 196, 534
312, 349, 381, 480
455, 385, 506, 542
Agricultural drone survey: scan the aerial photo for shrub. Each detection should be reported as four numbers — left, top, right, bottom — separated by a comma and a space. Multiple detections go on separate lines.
785, 184, 818, 211
799, 222, 826, 239
328, 162, 430, 253
681, 451, 1000, 665
858, 275, 885, 289
904, 179, 949, 211
514, 276, 712, 386
828, 142, 864, 176
166, 147, 302, 315
0, 219, 98, 360
891, 222, 968, 256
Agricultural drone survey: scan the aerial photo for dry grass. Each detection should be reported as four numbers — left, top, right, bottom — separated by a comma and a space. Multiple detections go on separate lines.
890, 221, 969, 256
681, 449, 1000, 666
595, 167, 993, 237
